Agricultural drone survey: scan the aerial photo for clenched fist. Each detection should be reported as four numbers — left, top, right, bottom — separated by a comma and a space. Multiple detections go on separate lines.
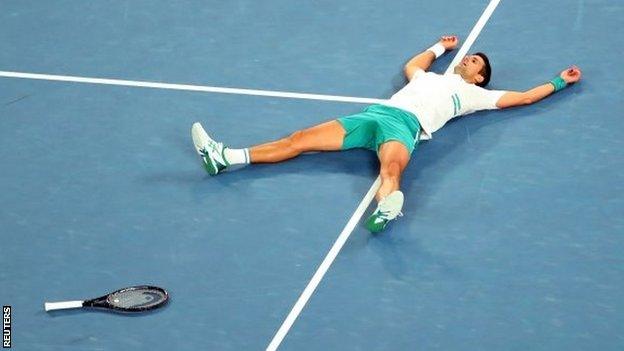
560, 65, 582, 84
439, 35, 459, 50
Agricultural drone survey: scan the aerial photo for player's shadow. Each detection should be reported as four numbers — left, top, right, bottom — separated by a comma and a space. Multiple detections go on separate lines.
339, 224, 464, 281
373, 232, 463, 280
216, 150, 378, 181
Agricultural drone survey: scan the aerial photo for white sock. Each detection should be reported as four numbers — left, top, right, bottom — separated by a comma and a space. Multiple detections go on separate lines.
223, 148, 250, 165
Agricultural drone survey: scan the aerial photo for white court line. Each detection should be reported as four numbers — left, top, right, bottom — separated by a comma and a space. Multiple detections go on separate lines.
266, 1, 501, 350
0, 70, 386, 105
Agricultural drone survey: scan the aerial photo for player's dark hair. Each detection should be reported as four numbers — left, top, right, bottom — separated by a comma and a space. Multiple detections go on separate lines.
474, 52, 491, 87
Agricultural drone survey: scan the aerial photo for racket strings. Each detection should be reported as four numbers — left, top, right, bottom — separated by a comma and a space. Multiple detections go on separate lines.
107, 288, 167, 309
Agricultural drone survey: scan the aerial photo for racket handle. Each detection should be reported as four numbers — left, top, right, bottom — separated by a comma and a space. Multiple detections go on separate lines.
44, 300, 84, 311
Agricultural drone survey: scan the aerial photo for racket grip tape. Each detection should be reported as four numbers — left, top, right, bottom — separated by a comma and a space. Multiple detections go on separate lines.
44, 300, 84, 311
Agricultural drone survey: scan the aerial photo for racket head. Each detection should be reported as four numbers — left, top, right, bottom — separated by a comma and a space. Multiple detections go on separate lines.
84, 285, 169, 313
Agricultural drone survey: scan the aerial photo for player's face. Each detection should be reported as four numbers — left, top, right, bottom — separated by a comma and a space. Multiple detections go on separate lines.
455, 54, 485, 83
461, 55, 485, 76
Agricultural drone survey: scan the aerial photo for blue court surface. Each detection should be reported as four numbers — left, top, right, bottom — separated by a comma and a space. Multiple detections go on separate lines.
1, 1, 623, 350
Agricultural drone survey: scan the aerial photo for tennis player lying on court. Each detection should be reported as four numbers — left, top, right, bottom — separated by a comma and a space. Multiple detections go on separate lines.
191, 35, 582, 233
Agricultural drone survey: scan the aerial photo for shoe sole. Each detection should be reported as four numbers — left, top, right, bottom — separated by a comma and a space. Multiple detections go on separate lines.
191, 122, 209, 154
191, 122, 218, 175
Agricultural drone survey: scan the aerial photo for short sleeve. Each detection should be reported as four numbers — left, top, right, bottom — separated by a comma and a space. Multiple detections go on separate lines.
468, 86, 507, 110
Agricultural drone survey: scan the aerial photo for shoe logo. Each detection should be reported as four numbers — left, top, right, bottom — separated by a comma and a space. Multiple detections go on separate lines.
207, 141, 220, 154
200, 142, 226, 167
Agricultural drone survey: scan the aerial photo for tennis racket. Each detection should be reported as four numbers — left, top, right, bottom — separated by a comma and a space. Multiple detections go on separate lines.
44, 285, 169, 313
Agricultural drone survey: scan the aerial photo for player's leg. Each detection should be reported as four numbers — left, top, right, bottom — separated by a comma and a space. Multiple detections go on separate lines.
365, 140, 411, 233
191, 120, 345, 175
376, 140, 411, 201
249, 120, 345, 163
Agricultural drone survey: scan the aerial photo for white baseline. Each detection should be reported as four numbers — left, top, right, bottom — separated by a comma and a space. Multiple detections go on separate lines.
266, 0, 502, 350
0, 70, 386, 105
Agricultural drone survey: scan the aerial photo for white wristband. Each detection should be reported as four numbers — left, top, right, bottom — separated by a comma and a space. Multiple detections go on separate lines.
428, 43, 446, 58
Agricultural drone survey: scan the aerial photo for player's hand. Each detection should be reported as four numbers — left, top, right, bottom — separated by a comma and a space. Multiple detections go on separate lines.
439, 35, 459, 50
560, 65, 582, 84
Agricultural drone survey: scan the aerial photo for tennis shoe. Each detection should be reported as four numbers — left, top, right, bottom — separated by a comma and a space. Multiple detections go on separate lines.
365, 190, 404, 233
191, 122, 229, 175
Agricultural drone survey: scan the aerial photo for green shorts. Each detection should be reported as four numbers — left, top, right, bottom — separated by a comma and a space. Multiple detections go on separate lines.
337, 104, 422, 154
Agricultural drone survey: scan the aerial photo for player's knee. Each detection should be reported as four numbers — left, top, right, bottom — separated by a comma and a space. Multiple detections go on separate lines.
380, 161, 402, 180
287, 130, 306, 152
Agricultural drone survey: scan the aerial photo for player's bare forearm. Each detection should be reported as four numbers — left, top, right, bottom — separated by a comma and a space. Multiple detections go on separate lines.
404, 51, 436, 78
404, 35, 459, 80
522, 83, 556, 106
496, 66, 582, 109
496, 84, 554, 108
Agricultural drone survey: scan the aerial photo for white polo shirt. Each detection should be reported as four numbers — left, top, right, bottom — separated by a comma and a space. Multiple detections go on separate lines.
383, 69, 507, 140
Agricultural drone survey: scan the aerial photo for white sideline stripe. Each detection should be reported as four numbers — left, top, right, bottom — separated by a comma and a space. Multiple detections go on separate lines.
265, 178, 381, 351
266, 1, 502, 350
0, 70, 386, 105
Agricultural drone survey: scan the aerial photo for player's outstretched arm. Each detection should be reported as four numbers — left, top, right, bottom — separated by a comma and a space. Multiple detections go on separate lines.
404, 35, 459, 81
496, 66, 582, 109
